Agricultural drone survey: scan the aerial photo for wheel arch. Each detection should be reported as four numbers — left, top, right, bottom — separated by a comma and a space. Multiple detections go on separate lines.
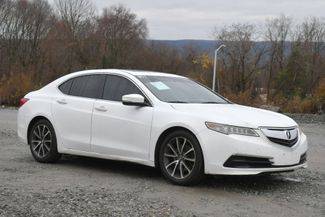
27, 116, 52, 145
154, 126, 204, 169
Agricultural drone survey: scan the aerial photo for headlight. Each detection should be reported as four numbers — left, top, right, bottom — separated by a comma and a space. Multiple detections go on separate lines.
205, 122, 259, 137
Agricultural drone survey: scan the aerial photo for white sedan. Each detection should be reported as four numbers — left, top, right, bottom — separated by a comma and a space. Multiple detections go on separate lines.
17, 69, 308, 185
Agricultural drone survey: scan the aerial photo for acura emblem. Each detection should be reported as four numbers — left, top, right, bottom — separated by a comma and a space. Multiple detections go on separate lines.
285, 130, 291, 140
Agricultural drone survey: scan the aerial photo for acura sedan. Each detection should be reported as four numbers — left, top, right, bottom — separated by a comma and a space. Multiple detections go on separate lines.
17, 69, 308, 185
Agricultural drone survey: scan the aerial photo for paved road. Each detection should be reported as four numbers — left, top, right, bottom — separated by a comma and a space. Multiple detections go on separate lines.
0, 109, 324, 217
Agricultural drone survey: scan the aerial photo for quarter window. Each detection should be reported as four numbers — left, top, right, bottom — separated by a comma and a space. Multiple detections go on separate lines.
58, 79, 73, 94
103, 75, 143, 101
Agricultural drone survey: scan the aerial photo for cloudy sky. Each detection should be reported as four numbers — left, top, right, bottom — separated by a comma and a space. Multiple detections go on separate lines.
52, 0, 325, 40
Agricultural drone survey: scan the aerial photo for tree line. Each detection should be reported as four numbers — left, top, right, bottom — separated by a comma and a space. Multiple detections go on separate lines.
0, 0, 324, 113
215, 16, 325, 113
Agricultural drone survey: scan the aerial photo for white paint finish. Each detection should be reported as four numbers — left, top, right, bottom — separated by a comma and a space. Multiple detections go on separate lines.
122, 94, 145, 104
170, 103, 297, 128
52, 95, 95, 152
17, 69, 308, 175
197, 128, 308, 174
91, 99, 153, 160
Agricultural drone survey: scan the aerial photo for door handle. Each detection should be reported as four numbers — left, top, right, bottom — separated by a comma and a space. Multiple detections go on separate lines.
95, 105, 108, 112
57, 99, 67, 105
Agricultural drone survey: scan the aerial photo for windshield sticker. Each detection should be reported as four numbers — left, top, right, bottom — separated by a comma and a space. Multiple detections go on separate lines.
150, 81, 170, 90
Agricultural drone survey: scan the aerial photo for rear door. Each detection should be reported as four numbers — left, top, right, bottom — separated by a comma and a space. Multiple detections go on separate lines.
52, 74, 105, 152
91, 75, 153, 160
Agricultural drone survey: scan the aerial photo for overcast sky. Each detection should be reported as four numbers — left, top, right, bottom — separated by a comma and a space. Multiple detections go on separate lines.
51, 0, 325, 40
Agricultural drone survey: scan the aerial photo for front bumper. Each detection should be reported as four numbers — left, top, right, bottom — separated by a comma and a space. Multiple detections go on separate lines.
197, 128, 308, 175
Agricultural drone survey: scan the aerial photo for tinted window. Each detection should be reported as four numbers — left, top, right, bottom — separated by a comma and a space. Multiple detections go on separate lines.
59, 79, 73, 94
67, 75, 106, 98
69, 76, 88, 97
83, 75, 106, 98
103, 75, 142, 101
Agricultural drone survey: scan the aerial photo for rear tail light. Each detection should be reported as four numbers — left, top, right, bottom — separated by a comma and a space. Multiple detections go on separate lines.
19, 98, 29, 107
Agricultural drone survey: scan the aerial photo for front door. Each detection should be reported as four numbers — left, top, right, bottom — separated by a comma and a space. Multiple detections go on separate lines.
91, 75, 153, 161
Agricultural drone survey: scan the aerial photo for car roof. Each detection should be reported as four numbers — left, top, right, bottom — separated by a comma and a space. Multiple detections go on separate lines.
49, 69, 184, 88
69, 69, 183, 78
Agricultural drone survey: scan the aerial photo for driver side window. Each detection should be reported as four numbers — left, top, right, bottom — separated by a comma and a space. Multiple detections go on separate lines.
103, 75, 143, 102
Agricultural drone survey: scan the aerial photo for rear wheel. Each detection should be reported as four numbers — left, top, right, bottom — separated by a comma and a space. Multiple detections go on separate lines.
159, 130, 204, 185
29, 119, 61, 163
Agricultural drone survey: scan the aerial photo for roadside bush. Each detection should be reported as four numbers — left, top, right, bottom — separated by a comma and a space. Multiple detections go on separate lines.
273, 94, 319, 114
223, 89, 263, 107
0, 72, 35, 106
288, 96, 318, 113
314, 78, 325, 112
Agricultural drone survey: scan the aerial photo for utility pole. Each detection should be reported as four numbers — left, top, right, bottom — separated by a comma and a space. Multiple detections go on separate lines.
212, 44, 226, 92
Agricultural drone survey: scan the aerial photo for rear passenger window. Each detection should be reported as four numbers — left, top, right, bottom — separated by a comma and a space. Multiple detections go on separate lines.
60, 75, 106, 99
70, 76, 89, 97
83, 75, 106, 98
103, 75, 143, 101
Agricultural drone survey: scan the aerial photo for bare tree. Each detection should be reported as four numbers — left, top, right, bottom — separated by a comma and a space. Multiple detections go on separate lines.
54, 0, 94, 38
27, 0, 54, 63
264, 15, 292, 100
96, 5, 147, 68
215, 23, 266, 93
295, 17, 325, 94
0, 1, 324, 112
0, 0, 12, 40
0, 0, 13, 72
53, 0, 96, 70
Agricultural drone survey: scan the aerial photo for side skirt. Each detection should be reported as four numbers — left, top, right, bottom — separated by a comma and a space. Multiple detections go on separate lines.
58, 148, 155, 167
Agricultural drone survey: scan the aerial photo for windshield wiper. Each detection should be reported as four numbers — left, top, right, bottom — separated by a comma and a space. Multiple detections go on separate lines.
201, 101, 222, 104
167, 101, 188, 103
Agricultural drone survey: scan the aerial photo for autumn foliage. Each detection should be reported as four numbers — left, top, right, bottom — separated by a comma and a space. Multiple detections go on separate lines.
0, 0, 324, 113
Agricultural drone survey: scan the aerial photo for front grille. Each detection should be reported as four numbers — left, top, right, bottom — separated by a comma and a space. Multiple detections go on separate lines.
223, 155, 272, 168
260, 127, 299, 147
267, 136, 298, 147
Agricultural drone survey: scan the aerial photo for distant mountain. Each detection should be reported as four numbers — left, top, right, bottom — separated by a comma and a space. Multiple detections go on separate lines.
148, 39, 294, 57
148, 39, 217, 53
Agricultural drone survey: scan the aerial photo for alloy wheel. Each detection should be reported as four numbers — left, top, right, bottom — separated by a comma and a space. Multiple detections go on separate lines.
163, 137, 196, 179
31, 124, 52, 158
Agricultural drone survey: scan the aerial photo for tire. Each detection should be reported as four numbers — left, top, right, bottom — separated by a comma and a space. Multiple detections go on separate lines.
159, 130, 205, 185
28, 119, 61, 163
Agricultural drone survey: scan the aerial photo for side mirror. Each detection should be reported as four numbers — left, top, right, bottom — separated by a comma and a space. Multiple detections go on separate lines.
122, 94, 148, 106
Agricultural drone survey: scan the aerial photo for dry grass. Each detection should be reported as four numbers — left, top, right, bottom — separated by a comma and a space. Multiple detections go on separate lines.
0, 72, 35, 106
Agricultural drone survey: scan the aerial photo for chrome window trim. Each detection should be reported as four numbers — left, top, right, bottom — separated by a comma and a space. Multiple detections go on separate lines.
56, 72, 154, 107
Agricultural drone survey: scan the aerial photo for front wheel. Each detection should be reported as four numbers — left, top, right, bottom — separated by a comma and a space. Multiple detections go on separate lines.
159, 130, 204, 185
29, 119, 61, 163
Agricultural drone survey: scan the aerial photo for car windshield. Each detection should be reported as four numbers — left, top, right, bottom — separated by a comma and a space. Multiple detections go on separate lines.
136, 75, 229, 104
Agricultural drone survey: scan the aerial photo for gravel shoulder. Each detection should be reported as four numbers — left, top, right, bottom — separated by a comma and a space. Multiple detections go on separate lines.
0, 109, 324, 217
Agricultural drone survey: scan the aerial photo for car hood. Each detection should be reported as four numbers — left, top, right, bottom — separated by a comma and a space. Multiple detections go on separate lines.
170, 103, 297, 128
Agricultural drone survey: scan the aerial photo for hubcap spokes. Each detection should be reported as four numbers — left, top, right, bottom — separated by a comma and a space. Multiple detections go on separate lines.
31, 125, 51, 158
163, 137, 196, 179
